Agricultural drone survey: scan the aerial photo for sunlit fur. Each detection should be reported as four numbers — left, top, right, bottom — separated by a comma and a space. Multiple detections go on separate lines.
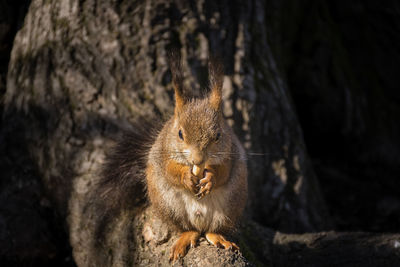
146, 54, 247, 235
147, 112, 247, 233
146, 98, 247, 233
170, 98, 232, 166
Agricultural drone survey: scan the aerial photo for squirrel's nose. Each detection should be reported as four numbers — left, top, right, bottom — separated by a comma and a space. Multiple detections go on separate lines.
191, 150, 205, 165
192, 158, 204, 165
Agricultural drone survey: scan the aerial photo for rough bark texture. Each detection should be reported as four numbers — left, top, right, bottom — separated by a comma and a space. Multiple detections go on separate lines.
272, 231, 400, 267
2, 0, 400, 266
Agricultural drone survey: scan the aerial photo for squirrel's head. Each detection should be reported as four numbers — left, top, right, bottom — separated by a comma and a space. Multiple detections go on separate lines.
168, 52, 231, 165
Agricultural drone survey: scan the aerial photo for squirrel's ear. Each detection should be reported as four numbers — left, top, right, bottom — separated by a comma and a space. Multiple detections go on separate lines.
168, 50, 187, 113
208, 57, 224, 111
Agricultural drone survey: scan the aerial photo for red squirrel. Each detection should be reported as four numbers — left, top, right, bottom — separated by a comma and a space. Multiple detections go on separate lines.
145, 53, 248, 261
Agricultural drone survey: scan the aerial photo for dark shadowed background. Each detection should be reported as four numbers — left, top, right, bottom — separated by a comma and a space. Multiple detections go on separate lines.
1, 0, 399, 266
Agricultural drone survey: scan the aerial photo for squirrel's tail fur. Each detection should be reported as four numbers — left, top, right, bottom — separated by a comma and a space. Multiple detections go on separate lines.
86, 118, 162, 246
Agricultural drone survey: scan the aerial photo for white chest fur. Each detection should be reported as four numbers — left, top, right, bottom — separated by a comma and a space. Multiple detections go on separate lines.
181, 189, 229, 232
156, 177, 230, 232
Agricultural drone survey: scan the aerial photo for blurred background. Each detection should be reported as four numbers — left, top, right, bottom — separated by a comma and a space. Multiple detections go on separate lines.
1, 0, 399, 265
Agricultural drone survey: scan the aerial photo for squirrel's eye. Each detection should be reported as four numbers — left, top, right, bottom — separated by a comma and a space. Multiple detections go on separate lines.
215, 132, 221, 142
178, 129, 184, 140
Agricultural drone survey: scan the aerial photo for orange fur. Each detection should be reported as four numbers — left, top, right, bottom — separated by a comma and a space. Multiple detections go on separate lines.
209, 87, 222, 111
145, 55, 247, 260
205, 232, 239, 251
170, 231, 200, 262
165, 160, 199, 194
206, 159, 232, 188
174, 87, 185, 115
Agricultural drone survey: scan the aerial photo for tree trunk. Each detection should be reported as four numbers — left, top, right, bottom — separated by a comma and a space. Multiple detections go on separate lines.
272, 231, 400, 267
3, 0, 332, 265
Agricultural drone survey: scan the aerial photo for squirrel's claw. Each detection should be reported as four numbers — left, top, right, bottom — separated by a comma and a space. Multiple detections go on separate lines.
196, 192, 204, 199
198, 177, 209, 186
182, 169, 200, 194
205, 232, 240, 251
195, 172, 214, 199
196, 180, 213, 199
169, 231, 200, 263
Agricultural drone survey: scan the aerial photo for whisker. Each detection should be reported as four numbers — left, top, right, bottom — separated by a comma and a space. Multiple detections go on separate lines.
246, 152, 270, 156
148, 151, 188, 154
213, 151, 275, 156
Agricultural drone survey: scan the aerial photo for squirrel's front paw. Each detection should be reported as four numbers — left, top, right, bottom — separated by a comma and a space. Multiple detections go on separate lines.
182, 169, 199, 194
196, 169, 214, 199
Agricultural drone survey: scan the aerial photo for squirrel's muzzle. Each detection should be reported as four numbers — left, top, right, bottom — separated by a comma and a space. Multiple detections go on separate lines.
191, 151, 205, 166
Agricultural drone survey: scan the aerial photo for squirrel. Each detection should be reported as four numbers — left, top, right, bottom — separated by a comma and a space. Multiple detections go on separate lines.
95, 52, 248, 263
147, 53, 248, 261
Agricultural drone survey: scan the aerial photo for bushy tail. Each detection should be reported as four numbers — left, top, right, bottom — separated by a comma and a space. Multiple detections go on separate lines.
86, 118, 162, 246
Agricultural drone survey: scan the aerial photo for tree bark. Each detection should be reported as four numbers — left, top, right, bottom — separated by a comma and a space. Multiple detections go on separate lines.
3, 0, 332, 265
272, 231, 400, 267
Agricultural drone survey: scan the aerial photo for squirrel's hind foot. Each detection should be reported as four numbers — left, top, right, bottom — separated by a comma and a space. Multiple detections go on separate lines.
205, 232, 239, 251
169, 231, 200, 262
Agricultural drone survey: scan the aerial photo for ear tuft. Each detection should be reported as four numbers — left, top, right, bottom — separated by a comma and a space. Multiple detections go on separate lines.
208, 57, 224, 111
168, 49, 186, 112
